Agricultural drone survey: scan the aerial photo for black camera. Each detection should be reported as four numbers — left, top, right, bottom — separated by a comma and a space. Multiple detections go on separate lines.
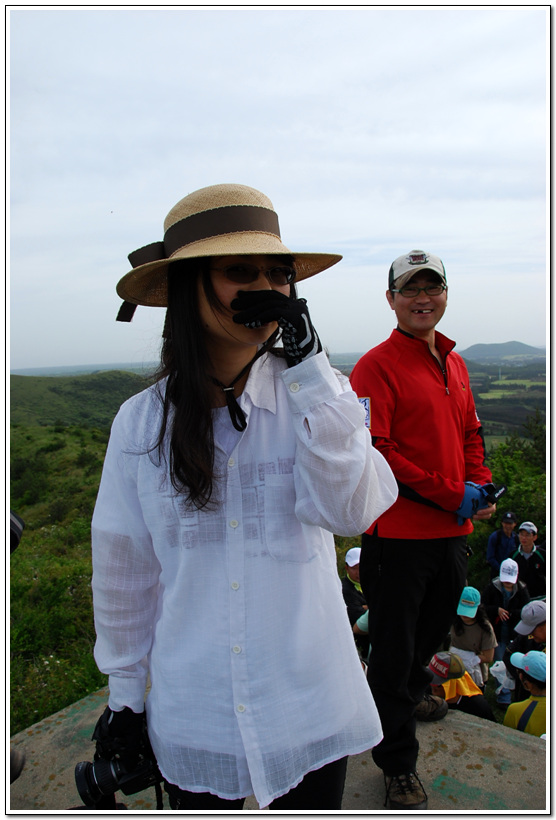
74, 708, 163, 809
75, 753, 161, 808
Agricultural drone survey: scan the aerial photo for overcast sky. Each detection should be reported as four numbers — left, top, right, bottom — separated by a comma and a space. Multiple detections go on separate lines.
9, 6, 547, 370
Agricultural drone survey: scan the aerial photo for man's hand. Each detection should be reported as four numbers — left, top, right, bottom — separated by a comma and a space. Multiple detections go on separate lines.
498, 607, 510, 622
231, 290, 322, 367
473, 503, 496, 522
455, 482, 492, 524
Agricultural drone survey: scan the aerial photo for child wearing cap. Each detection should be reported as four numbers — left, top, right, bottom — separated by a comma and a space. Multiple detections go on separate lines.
503, 600, 546, 702
486, 511, 519, 578
342, 547, 370, 659
502, 651, 546, 737
428, 652, 496, 722
510, 521, 546, 599
481, 558, 530, 662
450, 587, 497, 689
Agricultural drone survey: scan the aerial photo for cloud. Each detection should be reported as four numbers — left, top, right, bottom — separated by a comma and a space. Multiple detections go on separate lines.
8, 6, 547, 368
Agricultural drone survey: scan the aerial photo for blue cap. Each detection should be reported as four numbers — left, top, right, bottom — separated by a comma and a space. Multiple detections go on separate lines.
457, 586, 480, 617
510, 651, 546, 683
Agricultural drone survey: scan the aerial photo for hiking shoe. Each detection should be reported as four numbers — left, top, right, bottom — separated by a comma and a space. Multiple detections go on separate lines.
415, 693, 449, 722
384, 772, 428, 810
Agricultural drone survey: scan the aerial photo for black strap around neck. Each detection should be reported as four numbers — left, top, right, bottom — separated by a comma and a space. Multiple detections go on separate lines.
211, 330, 279, 431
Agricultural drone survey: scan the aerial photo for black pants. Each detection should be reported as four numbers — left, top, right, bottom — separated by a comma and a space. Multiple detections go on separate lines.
164, 756, 348, 810
360, 531, 467, 776
449, 695, 496, 722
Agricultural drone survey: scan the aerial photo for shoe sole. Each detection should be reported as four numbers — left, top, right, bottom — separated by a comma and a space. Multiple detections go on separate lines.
387, 798, 429, 810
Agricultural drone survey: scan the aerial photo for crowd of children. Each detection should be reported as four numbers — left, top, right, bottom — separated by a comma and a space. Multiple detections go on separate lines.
343, 514, 547, 740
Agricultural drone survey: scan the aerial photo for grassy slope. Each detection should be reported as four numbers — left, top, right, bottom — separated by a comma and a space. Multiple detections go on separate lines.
10, 370, 151, 428
10, 372, 152, 733
10, 425, 109, 733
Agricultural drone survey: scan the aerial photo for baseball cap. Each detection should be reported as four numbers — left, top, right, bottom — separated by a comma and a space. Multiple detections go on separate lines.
501, 511, 517, 523
510, 650, 546, 684
428, 652, 465, 684
518, 521, 538, 534
499, 558, 519, 584
515, 601, 547, 635
345, 547, 361, 567
457, 586, 481, 617
388, 250, 447, 291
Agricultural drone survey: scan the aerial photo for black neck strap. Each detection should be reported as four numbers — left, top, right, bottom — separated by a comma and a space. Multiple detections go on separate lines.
211, 330, 279, 431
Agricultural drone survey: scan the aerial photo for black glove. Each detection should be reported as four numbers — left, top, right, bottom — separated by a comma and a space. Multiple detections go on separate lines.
231, 290, 322, 367
92, 706, 145, 772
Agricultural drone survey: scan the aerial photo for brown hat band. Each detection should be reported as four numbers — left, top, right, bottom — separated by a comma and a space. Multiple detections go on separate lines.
128, 204, 281, 269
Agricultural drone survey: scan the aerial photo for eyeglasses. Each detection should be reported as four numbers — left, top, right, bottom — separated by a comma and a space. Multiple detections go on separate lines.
391, 283, 446, 298
212, 263, 296, 286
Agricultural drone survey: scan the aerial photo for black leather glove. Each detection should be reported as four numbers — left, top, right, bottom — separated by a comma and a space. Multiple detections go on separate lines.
92, 706, 145, 772
231, 290, 322, 367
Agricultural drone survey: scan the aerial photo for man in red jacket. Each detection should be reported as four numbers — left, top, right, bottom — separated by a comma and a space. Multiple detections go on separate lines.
350, 250, 496, 810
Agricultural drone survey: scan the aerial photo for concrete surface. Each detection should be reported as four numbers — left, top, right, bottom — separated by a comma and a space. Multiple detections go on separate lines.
10, 687, 548, 813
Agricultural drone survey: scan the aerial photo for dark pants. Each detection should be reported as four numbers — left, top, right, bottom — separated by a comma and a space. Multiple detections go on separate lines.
360, 531, 467, 776
164, 756, 348, 810
449, 695, 496, 722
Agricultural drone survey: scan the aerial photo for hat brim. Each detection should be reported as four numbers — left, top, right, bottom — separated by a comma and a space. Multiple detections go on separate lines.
393, 266, 446, 291
457, 603, 478, 618
117, 232, 342, 307
514, 621, 534, 635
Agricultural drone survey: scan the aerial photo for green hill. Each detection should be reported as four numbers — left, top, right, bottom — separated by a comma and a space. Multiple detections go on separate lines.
10, 370, 151, 428
459, 341, 545, 363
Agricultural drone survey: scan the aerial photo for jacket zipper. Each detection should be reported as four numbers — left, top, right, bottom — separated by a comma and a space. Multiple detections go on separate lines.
429, 348, 450, 394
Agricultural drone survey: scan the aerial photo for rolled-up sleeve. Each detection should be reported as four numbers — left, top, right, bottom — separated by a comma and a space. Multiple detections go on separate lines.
281, 353, 398, 535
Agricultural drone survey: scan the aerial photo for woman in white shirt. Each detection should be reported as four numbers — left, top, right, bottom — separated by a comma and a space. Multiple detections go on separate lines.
90, 183, 397, 810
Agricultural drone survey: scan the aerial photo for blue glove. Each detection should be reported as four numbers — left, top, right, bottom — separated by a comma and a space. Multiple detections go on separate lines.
455, 482, 491, 525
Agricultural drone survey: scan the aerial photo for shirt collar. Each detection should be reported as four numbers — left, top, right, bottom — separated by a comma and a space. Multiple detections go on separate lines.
240, 352, 281, 415
393, 326, 456, 358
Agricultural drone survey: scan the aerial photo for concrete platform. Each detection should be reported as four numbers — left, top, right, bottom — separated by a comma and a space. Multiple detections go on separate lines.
10, 687, 548, 812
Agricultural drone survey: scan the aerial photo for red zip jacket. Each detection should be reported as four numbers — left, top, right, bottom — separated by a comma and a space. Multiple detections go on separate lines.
350, 328, 492, 539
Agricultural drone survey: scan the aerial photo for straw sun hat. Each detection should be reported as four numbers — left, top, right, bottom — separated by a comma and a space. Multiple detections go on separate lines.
116, 183, 342, 320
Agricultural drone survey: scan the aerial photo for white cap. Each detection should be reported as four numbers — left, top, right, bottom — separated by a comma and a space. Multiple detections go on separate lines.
500, 558, 519, 584
345, 547, 361, 567
518, 521, 538, 534
388, 250, 447, 290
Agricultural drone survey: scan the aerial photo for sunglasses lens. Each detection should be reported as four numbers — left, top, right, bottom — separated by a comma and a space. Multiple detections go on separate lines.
268, 266, 296, 285
222, 264, 296, 285
223, 264, 260, 283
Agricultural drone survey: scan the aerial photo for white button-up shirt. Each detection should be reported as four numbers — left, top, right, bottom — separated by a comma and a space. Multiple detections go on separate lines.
92, 352, 397, 807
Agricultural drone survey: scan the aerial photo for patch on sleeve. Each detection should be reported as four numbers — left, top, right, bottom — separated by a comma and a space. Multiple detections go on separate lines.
358, 397, 371, 428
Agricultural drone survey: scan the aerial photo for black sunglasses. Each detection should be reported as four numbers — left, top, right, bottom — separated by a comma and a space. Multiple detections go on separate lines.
212, 263, 296, 286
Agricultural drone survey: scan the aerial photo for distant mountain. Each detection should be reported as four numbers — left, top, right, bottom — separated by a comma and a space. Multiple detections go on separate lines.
459, 341, 545, 364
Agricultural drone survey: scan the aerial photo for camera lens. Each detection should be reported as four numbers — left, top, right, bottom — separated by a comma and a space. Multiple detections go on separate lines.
74, 759, 117, 807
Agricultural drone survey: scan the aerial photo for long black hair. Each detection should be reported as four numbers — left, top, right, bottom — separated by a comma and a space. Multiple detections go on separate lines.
452, 603, 493, 637
152, 257, 294, 509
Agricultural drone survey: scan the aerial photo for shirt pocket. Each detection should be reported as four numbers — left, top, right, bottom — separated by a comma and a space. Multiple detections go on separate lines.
264, 474, 318, 563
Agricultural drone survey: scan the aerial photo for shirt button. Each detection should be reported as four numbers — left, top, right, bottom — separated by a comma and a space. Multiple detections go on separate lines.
231, 582, 240, 590
237, 704, 246, 713
230, 519, 239, 528
228, 457, 235, 467
232, 645, 242, 654
290, 382, 300, 393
